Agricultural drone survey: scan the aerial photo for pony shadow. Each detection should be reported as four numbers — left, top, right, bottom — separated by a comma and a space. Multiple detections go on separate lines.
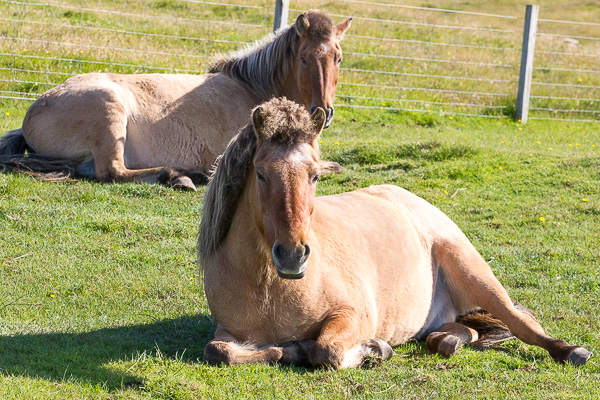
0, 314, 215, 390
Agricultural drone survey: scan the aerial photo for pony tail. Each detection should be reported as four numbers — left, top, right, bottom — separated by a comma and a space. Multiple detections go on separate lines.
0, 129, 29, 156
457, 302, 537, 350
0, 129, 76, 181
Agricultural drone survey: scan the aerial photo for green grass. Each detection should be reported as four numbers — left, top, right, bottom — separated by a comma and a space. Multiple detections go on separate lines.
1, 0, 600, 398
1, 109, 599, 399
2, 0, 599, 118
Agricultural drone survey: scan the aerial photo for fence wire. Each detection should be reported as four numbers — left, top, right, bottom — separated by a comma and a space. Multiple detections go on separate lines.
1, 0, 598, 122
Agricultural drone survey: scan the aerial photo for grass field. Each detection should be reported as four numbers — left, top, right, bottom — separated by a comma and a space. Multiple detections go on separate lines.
1, 1, 599, 399
2, 0, 600, 119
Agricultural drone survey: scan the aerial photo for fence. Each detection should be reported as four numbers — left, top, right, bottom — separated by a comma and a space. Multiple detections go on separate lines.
1, 0, 598, 123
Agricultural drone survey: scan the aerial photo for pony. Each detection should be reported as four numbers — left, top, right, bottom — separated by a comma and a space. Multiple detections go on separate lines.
0, 11, 351, 191
198, 97, 592, 369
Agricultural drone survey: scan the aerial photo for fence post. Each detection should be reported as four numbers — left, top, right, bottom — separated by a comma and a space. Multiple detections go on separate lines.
515, 4, 539, 123
273, 0, 290, 33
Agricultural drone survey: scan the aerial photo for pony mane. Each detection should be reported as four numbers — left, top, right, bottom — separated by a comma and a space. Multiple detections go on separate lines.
208, 10, 334, 99
198, 123, 257, 265
198, 98, 315, 264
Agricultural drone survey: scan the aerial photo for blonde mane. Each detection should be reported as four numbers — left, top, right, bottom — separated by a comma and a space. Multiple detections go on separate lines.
197, 124, 257, 265
209, 10, 335, 99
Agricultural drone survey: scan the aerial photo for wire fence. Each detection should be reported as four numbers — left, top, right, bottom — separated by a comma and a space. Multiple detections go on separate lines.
300, 0, 600, 122
1, 0, 598, 122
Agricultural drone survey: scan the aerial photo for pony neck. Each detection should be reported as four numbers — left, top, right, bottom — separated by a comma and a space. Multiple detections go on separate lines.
209, 26, 300, 102
226, 169, 276, 280
280, 68, 303, 106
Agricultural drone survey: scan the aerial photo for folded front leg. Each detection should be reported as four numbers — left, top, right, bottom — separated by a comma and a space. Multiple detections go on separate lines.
203, 340, 284, 366
310, 305, 392, 369
203, 328, 316, 367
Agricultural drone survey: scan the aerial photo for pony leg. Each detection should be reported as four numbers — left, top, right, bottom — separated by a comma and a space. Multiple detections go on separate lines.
309, 306, 392, 369
203, 340, 283, 366
92, 125, 196, 191
203, 328, 314, 366
426, 322, 478, 357
435, 239, 592, 365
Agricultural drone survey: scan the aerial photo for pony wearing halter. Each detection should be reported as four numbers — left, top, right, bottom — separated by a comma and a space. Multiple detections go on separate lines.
0, 11, 351, 191
199, 97, 591, 369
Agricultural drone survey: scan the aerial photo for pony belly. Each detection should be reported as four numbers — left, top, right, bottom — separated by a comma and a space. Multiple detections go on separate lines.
123, 124, 213, 171
383, 283, 440, 346
412, 268, 460, 340
122, 75, 258, 171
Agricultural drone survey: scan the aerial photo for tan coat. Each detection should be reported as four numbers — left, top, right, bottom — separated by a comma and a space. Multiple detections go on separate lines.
200, 98, 592, 369
0, 11, 352, 191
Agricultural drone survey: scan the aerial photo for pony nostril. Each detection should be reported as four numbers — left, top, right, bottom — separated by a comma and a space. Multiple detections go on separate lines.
273, 242, 284, 261
304, 243, 311, 258
324, 107, 335, 129
327, 107, 335, 119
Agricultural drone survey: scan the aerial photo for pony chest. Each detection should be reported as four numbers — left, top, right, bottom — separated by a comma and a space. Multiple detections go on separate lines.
207, 275, 323, 343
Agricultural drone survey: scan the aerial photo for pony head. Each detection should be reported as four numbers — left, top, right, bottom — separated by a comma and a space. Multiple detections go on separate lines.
251, 98, 326, 279
292, 11, 352, 128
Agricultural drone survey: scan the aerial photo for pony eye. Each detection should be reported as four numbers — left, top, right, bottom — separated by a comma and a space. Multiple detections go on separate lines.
301, 57, 307, 65
337, 57, 343, 64
311, 174, 320, 184
257, 171, 266, 182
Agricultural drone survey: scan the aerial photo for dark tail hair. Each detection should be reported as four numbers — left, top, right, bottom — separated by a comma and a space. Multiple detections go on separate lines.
0, 129, 29, 156
0, 129, 76, 181
457, 302, 536, 350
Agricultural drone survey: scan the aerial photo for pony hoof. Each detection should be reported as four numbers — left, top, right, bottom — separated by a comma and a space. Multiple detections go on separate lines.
427, 332, 462, 358
172, 176, 196, 191
366, 339, 393, 360
567, 347, 592, 366
359, 339, 393, 368
280, 339, 315, 366
438, 335, 461, 358
203, 341, 233, 366
186, 170, 210, 185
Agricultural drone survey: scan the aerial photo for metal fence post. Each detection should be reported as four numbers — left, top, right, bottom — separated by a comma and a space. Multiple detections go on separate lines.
515, 4, 539, 123
273, 0, 290, 33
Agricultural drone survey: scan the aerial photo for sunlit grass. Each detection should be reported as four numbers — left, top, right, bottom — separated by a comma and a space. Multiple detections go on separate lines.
1, 1, 599, 399
1, 104, 599, 398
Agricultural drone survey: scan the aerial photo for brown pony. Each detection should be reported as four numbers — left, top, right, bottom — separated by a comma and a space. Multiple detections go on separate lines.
0, 11, 351, 191
198, 98, 592, 369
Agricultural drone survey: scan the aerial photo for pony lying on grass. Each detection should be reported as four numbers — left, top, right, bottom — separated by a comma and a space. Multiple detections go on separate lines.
0, 11, 350, 191
198, 97, 592, 369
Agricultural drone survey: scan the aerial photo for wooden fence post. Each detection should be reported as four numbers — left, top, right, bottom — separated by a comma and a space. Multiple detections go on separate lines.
515, 4, 539, 123
273, 0, 290, 33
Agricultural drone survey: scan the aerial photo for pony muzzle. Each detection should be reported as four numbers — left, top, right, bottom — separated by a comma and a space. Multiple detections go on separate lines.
272, 241, 311, 279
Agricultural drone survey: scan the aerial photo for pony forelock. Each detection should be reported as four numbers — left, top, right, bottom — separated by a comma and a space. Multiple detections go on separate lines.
253, 97, 316, 146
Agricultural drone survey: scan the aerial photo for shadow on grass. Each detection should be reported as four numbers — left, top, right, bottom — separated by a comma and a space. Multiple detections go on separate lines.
0, 314, 215, 390
0, 313, 552, 392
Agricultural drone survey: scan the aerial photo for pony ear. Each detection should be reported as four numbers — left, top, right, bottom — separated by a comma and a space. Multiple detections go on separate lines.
310, 107, 326, 139
319, 161, 342, 175
295, 14, 310, 36
252, 106, 266, 139
335, 18, 352, 40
